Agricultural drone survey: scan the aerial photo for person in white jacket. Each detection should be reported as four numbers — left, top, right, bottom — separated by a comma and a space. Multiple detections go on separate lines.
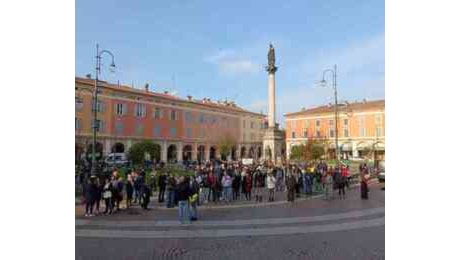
266, 171, 277, 202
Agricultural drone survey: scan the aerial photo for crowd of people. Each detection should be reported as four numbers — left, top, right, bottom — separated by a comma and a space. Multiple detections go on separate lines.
80, 160, 373, 223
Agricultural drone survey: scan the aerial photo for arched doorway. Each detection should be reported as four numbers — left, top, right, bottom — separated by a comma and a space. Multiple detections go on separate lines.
248, 147, 255, 159
197, 145, 205, 162
240, 146, 246, 158
111, 142, 125, 153
183, 145, 192, 162
167, 144, 177, 163
257, 146, 262, 159
231, 146, 237, 160
210, 146, 217, 160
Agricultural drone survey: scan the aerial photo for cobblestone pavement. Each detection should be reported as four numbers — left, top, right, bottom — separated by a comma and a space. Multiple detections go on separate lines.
76, 184, 384, 260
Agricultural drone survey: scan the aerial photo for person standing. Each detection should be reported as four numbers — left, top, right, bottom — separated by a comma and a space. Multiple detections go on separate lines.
94, 177, 103, 215
158, 171, 167, 203
266, 172, 276, 202
83, 177, 97, 217
337, 174, 346, 200
221, 171, 232, 203
275, 167, 284, 192
361, 168, 370, 200
102, 179, 114, 215
254, 168, 264, 202
244, 170, 253, 201
209, 173, 217, 203
201, 172, 210, 204
176, 176, 191, 224
125, 174, 134, 209
189, 176, 199, 221
166, 173, 176, 208
141, 181, 151, 210
286, 173, 296, 203
325, 171, 334, 200
116, 176, 124, 210
232, 170, 241, 201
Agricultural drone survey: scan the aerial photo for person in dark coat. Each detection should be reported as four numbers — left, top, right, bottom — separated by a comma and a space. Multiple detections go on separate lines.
243, 171, 252, 201
102, 179, 114, 215
94, 177, 103, 215
232, 171, 241, 201
286, 173, 296, 203
141, 182, 151, 210
176, 176, 191, 224
189, 177, 199, 221
158, 171, 167, 203
83, 177, 97, 217
125, 174, 134, 209
166, 173, 176, 208
361, 168, 370, 200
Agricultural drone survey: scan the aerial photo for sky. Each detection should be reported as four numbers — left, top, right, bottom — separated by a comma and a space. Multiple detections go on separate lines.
76, 0, 384, 125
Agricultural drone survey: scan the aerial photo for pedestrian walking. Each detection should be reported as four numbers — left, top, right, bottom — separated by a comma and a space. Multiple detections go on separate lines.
337, 174, 346, 199
94, 177, 103, 215
266, 172, 276, 202
361, 169, 370, 200
275, 167, 284, 192
201, 172, 210, 204
176, 176, 191, 224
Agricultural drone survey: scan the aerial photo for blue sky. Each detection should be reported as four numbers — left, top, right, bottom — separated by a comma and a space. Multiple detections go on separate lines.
76, 0, 384, 124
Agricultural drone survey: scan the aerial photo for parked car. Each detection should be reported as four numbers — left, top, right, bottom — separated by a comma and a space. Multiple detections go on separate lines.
104, 153, 128, 167
377, 160, 385, 190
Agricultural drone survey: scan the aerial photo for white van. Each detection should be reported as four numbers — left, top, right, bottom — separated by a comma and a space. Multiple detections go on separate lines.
105, 153, 128, 166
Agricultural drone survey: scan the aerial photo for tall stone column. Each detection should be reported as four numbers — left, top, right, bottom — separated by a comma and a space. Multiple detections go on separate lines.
161, 140, 168, 162
205, 145, 210, 161
177, 142, 183, 163
268, 72, 276, 128
192, 143, 198, 161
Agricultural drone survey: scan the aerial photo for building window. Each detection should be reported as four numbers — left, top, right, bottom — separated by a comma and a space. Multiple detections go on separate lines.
316, 130, 321, 138
154, 108, 162, 119
316, 120, 320, 127
92, 100, 104, 112
186, 128, 192, 138
135, 123, 144, 135
170, 110, 177, 121
250, 133, 255, 140
170, 127, 177, 137
135, 104, 146, 117
292, 120, 297, 129
291, 132, 296, 139
185, 111, 193, 123
329, 129, 335, 138
243, 120, 246, 128
302, 128, 308, 138
360, 127, 366, 137
250, 121, 254, 129
93, 119, 104, 133
153, 126, 161, 137
75, 118, 80, 130
199, 113, 205, 123
343, 118, 349, 126
116, 103, 126, 116
75, 98, 83, 110
115, 121, 124, 135
376, 127, 383, 137
375, 114, 382, 124
343, 128, 349, 138
359, 116, 366, 137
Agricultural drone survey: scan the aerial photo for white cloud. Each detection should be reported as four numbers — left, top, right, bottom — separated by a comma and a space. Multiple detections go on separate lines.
205, 49, 260, 75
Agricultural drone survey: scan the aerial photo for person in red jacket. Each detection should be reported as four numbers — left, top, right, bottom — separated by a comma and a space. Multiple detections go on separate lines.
244, 171, 253, 201
208, 173, 217, 203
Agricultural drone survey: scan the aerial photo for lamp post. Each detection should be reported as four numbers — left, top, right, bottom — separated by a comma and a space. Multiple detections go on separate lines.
320, 64, 340, 163
91, 44, 116, 176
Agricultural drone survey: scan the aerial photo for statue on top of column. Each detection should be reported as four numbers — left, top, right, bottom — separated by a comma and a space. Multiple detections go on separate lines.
266, 43, 277, 73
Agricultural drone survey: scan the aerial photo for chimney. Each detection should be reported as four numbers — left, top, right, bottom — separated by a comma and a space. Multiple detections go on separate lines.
144, 83, 149, 92
164, 90, 169, 95
363, 98, 367, 103
187, 95, 192, 101
301, 107, 306, 111
85, 74, 92, 79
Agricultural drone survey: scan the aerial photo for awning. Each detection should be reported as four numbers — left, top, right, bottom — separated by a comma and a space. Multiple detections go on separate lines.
357, 142, 371, 150
374, 142, 385, 151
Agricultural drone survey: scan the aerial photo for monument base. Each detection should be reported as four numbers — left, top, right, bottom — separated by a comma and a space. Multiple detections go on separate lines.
262, 127, 285, 165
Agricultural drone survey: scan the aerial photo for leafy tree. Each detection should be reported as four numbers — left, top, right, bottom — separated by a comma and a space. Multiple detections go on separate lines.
217, 133, 237, 160
127, 141, 161, 166
290, 145, 305, 161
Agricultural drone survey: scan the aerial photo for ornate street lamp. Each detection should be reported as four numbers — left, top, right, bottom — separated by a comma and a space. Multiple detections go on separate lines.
91, 44, 116, 176
319, 64, 340, 163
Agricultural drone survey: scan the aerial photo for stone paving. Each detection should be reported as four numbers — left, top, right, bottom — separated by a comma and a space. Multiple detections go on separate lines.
76, 184, 384, 260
